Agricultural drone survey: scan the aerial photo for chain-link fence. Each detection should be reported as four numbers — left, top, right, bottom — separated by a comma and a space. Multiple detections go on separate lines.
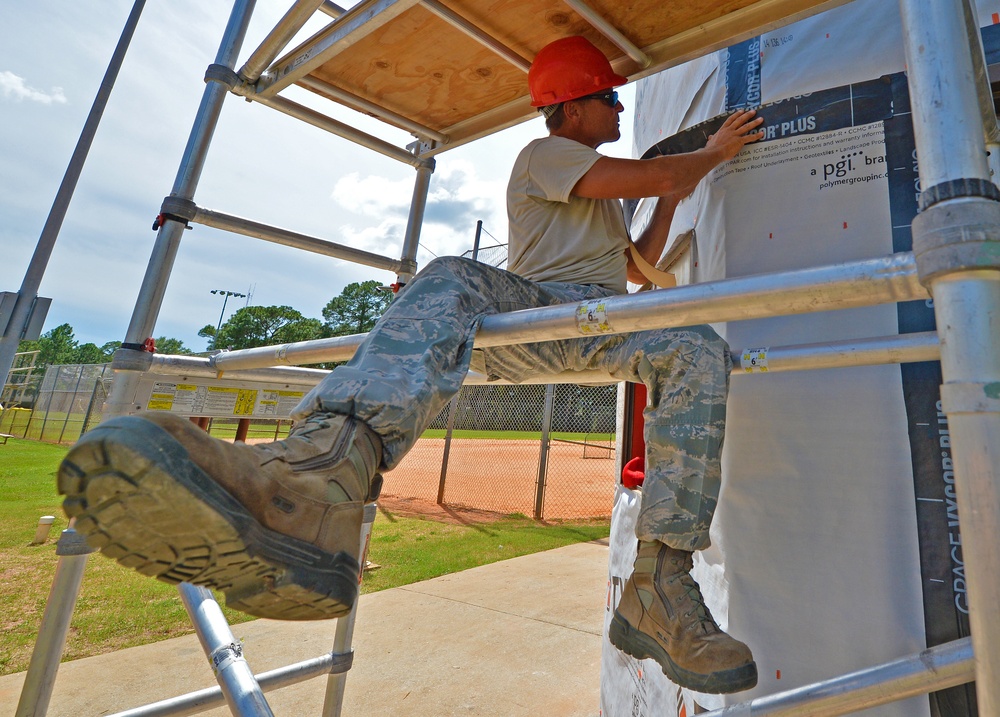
461, 242, 507, 269
3, 362, 619, 516
382, 382, 618, 520
0, 364, 113, 443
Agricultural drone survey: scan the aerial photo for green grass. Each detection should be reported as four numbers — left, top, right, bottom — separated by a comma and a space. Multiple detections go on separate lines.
0, 438, 608, 676
362, 511, 607, 593
1, 407, 37, 437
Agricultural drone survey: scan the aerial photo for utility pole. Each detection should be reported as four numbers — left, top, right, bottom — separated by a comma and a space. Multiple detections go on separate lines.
0, 0, 147, 393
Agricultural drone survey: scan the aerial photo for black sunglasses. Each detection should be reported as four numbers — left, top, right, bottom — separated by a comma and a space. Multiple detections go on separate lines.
577, 90, 619, 107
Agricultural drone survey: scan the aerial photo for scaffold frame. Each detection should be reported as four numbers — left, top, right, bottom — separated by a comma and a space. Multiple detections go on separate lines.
22, 0, 1000, 714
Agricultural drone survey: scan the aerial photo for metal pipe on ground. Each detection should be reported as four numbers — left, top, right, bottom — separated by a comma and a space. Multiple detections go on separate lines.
15, 529, 95, 717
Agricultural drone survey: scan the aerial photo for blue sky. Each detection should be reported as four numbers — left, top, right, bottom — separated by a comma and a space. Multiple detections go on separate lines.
1, 1, 635, 352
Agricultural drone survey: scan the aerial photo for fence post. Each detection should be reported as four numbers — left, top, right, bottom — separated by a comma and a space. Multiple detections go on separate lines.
437, 394, 459, 505
27, 366, 59, 442
57, 366, 87, 444
534, 384, 555, 519
80, 376, 104, 437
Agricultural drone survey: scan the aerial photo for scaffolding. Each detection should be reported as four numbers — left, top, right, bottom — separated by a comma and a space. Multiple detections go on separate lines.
2, 350, 41, 408
20, 0, 1000, 714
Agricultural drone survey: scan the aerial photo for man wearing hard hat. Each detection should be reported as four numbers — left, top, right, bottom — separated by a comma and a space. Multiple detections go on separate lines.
58, 36, 762, 696
509, 36, 763, 695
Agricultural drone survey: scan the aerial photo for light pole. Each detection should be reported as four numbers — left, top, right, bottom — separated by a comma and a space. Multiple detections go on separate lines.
211, 289, 246, 335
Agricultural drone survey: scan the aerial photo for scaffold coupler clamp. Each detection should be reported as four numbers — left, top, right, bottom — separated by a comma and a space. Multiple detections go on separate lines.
120, 337, 156, 353
152, 196, 197, 231
329, 650, 354, 675
910, 178, 1000, 287
112, 344, 155, 372
205, 63, 240, 90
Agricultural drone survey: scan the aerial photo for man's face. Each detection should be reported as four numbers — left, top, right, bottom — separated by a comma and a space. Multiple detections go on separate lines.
570, 92, 624, 148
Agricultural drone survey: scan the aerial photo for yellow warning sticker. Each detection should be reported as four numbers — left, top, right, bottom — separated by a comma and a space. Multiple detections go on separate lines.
234, 389, 258, 416
576, 300, 613, 334
741, 347, 770, 373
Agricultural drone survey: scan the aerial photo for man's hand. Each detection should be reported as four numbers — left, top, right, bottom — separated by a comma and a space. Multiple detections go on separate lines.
705, 109, 765, 162
573, 110, 766, 201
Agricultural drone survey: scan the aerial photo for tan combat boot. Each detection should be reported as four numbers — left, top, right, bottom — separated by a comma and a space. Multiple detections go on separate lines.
58, 411, 382, 620
608, 540, 758, 694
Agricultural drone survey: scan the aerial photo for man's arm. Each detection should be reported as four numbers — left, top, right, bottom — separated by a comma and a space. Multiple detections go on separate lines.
625, 194, 681, 284
572, 109, 764, 200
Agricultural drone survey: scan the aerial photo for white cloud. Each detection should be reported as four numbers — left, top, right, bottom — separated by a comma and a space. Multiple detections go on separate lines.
332, 173, 412, 217
0, 70, 67, 104
329, 161, 509, 265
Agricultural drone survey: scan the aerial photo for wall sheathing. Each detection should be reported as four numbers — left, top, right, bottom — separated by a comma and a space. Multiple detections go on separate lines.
602, 2, 1000, 714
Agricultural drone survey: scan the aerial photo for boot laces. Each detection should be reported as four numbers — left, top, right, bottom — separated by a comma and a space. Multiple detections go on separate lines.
664, 559, 717, 633
679, 575, 715, 631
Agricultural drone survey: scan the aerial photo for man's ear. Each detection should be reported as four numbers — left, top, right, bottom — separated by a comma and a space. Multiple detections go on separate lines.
562, 99, 582, 121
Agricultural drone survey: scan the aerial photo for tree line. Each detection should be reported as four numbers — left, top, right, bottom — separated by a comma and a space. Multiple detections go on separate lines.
16, 280, 391, 371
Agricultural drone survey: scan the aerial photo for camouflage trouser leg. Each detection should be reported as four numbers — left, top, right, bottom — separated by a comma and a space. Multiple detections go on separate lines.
292, 256, 730, 550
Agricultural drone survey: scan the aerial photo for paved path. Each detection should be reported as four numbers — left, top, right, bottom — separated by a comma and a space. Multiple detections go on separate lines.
1, 540, 609, 716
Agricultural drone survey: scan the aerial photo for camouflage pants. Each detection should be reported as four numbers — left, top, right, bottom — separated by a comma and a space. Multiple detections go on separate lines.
293, 256, 731, 550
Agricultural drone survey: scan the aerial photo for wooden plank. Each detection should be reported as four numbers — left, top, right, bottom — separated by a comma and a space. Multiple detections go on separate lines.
260, 0, 424, 97
284, 0, 850, 149
308, 4, 528, 132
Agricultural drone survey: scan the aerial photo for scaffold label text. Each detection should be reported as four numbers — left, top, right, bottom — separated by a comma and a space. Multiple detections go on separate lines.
576, 301, 613, 334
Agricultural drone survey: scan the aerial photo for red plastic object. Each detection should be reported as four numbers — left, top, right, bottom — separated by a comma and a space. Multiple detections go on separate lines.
622, 455, 645, 489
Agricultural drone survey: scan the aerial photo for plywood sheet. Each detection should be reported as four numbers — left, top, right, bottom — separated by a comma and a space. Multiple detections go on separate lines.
274, 0, 850, 151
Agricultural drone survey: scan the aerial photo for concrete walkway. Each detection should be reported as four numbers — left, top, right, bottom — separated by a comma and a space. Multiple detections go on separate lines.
1, 540, 609, 716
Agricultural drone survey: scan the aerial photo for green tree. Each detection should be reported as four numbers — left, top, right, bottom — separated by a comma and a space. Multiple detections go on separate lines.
202, 305, 324, 350
154, 337, 192, 355
100, 340, 122, 357
73, 343, 106, 364
322, 280, 391, 337
34, 323, 79, 366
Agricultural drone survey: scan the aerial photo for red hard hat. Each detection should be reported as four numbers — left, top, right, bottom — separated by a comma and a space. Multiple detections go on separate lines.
528, 36, 628, 107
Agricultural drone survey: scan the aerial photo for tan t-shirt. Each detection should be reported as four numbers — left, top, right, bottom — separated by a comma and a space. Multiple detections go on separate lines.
506, 136, 630, 293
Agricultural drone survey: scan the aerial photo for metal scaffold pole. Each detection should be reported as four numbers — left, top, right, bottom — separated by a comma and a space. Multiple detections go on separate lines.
103, 0, 258, 419
14, 527, 95, 717
178, 584, 275, 716
900, 0, 1000, 711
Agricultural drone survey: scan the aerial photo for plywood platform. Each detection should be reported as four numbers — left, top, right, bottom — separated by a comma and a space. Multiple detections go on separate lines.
252, 0, 852, 154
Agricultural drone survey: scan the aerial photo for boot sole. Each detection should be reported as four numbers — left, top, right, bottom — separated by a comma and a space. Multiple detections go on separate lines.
608, 612, 758, 694
58, 416, 359, 621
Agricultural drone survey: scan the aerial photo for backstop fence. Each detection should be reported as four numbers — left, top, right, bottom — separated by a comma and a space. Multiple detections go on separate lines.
3, 362, 619, 520
384, 382, 617, 520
